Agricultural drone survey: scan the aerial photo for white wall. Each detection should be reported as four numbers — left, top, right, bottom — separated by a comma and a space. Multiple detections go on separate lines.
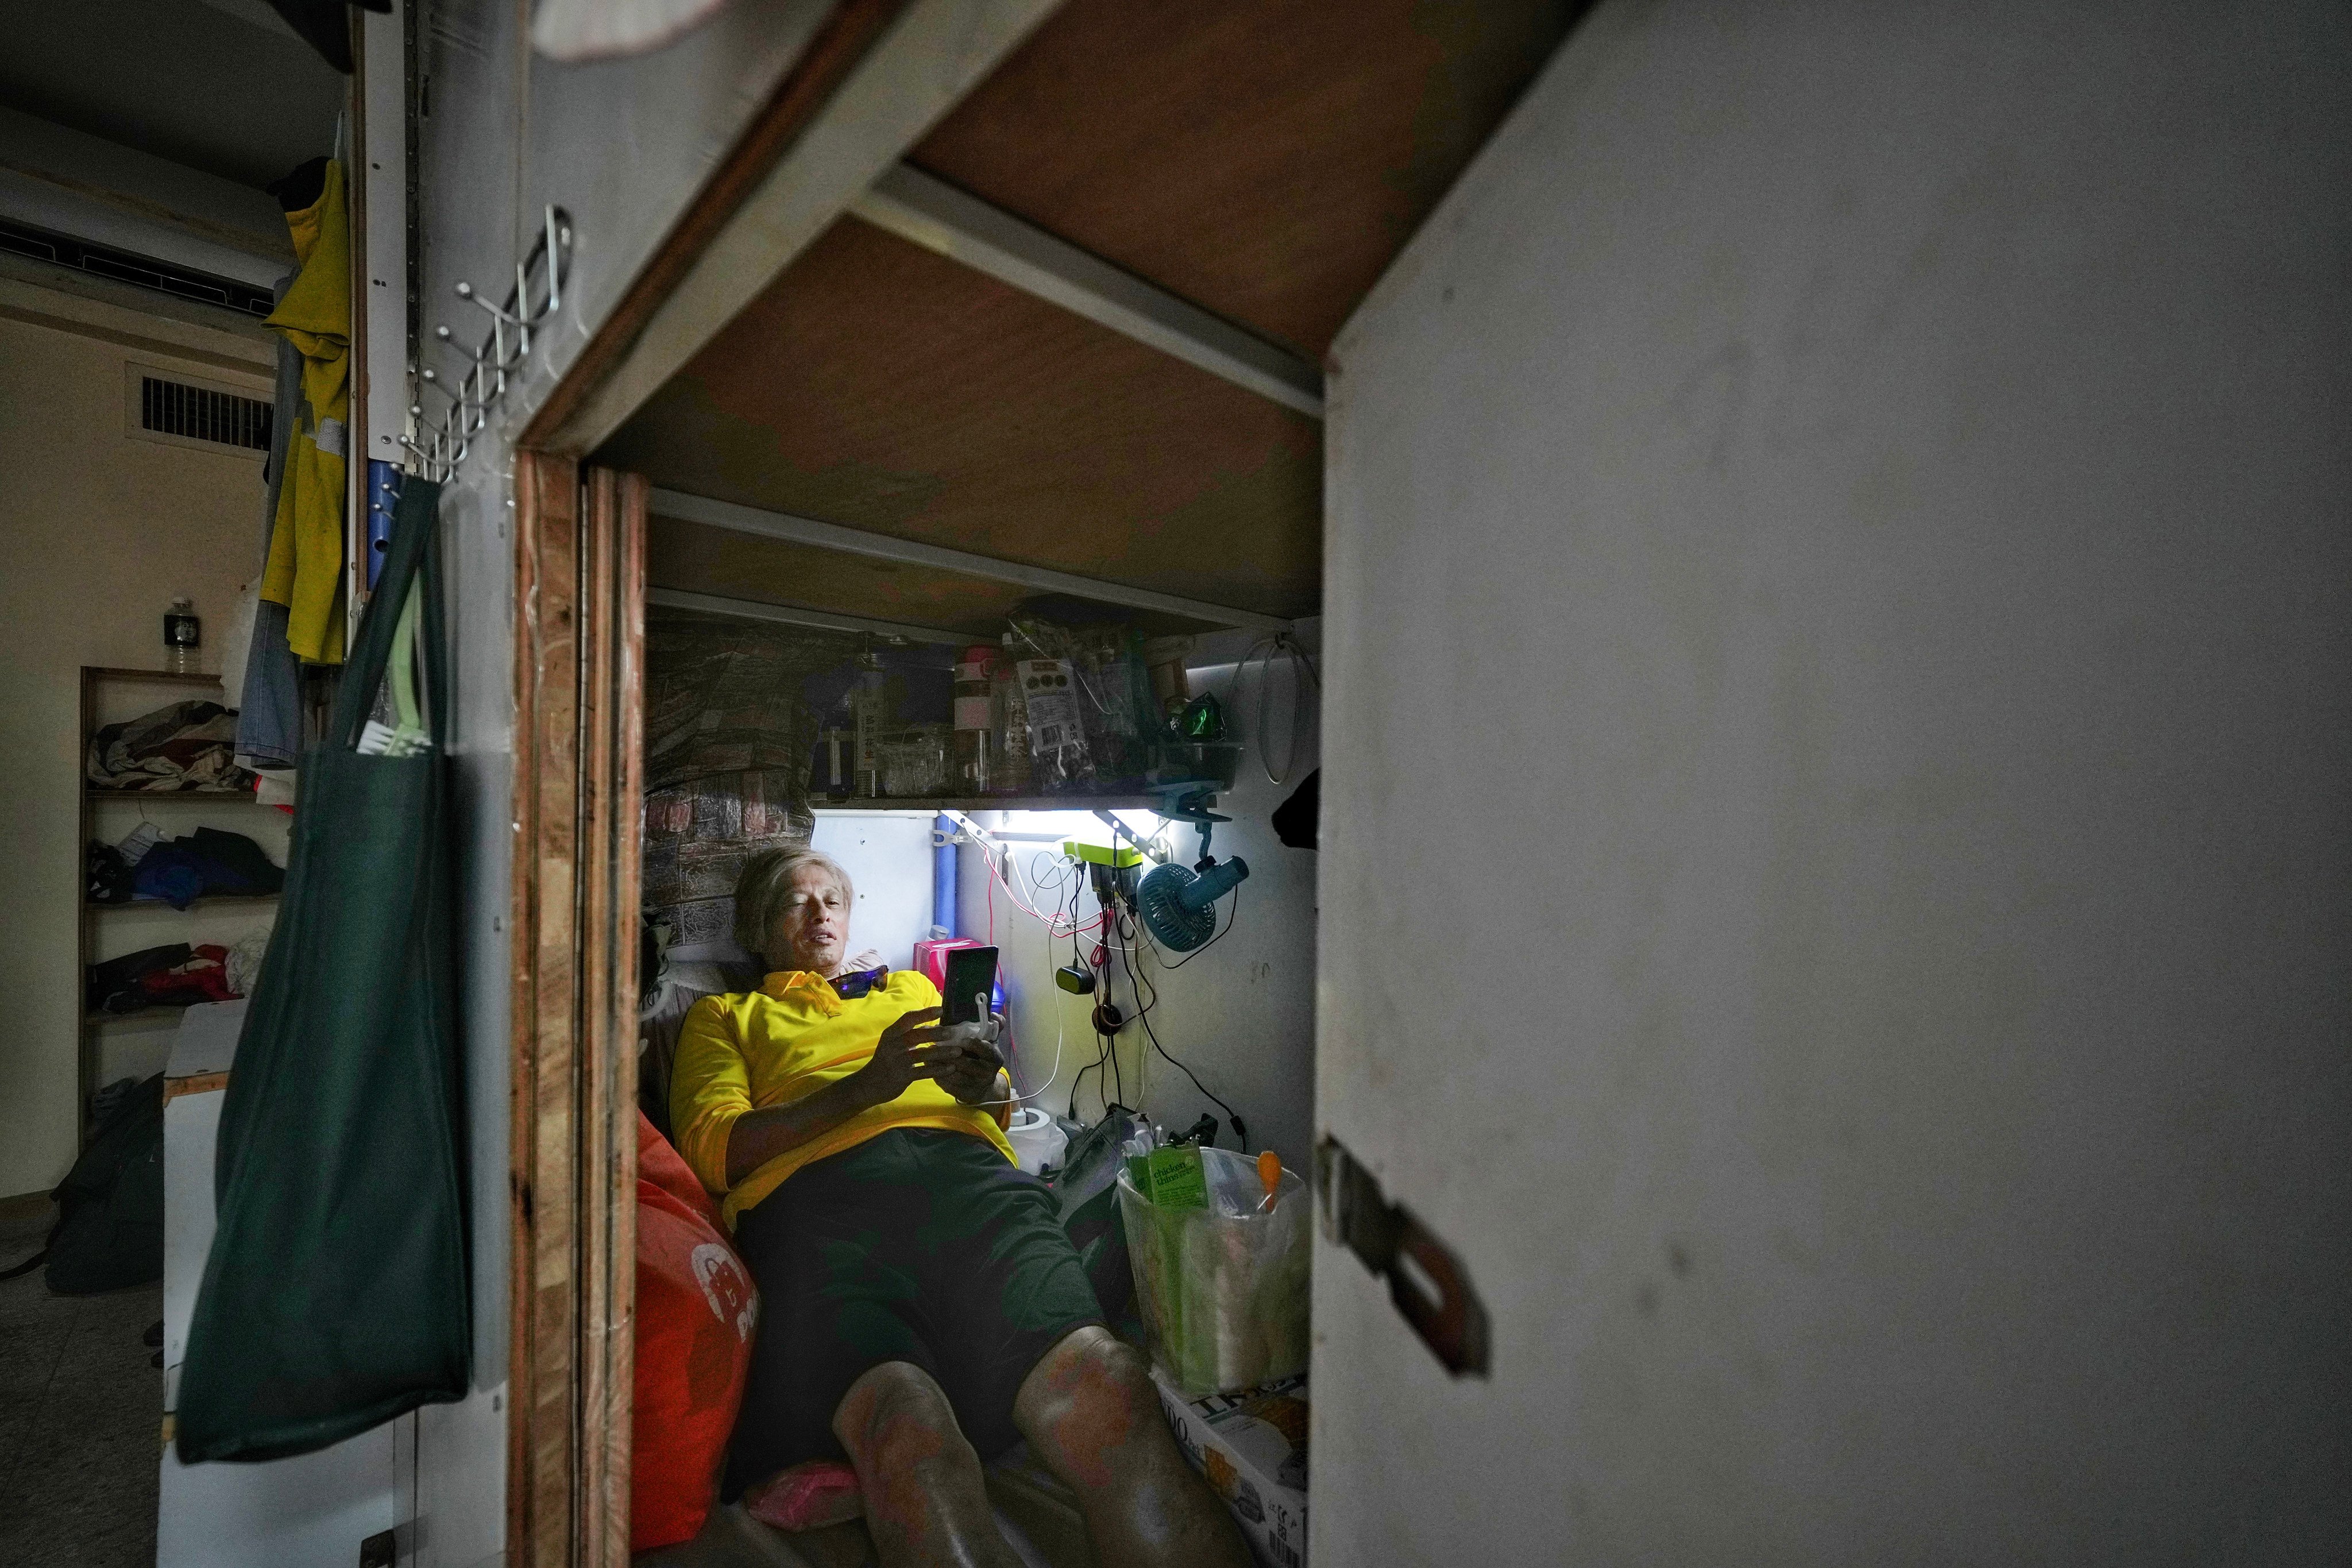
960, 644, 1321, 1176
1316, 2, 2351, 1562
0, 268, 277, 1198
810, 810, 945, 972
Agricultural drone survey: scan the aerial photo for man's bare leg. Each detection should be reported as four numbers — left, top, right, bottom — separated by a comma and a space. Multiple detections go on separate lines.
832, 1361, 1022, 1568
1012, 1327, 1252, 1568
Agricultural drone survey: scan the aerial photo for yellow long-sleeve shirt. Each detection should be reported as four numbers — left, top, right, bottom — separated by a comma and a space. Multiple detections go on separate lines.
669, 968, 1015, 1227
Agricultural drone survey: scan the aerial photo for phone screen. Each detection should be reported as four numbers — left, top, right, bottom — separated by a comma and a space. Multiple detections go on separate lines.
942, 946, 999, 1027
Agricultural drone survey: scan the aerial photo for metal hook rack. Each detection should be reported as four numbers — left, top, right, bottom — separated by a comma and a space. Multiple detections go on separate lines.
400, 206, 572, 482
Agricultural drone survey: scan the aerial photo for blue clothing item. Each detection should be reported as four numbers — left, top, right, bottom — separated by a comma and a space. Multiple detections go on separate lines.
132, 829, 284, 909
133, 855, 206, 910
236, 600, 304, 768
237, 288, 306, 770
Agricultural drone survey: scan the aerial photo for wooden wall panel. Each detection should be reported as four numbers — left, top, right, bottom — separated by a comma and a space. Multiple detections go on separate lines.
510, 455, 646, 1568
510, 450, 577, 1568
596, 217, 1323, 621
910, 0, 1589, 357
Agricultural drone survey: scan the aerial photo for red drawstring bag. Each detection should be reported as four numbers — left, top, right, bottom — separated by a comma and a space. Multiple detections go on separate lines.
632, 1114, 759, 1551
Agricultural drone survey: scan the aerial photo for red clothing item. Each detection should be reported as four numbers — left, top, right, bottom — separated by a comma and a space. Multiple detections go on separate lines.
138, 945, 238, 1007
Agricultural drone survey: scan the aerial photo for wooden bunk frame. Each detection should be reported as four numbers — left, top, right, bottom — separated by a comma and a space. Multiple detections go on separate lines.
499, 3, 1578, 1560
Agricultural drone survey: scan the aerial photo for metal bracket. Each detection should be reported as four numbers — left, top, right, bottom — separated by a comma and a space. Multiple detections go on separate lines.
930, 809, 995, 851
1317, 1136, 1491, 1377
1091, 808, 1171, 866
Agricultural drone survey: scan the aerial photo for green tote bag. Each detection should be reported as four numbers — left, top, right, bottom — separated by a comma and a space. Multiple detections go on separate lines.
177, 477, 469, 1462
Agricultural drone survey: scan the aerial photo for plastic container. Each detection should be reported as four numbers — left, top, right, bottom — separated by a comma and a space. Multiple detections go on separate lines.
878, 725, 951, 797
1117, 1146, 1310, 1396
164, 598, 200, 674
990, 634, 1034, 796
953, 646, 994, 795
1149, 740, 1244, 790
1006, 1107, 1069, 1176
851, 651, 887, 797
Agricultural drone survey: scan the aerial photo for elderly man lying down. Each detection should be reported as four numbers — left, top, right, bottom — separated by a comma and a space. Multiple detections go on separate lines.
671, 846, 1250, 1568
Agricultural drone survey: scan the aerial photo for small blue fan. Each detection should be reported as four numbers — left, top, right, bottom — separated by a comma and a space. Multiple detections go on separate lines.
1095, 790, 1252, 951
1136, 856, 1249, 951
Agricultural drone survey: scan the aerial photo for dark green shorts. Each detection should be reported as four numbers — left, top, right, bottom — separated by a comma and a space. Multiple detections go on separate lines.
724, 1127, 1103, 1493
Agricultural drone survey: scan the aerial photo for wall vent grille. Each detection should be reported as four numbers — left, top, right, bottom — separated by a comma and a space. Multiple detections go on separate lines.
139, 376, 273, 453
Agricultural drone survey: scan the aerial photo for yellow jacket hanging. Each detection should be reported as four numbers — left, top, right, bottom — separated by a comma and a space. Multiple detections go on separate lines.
261, 160, 350, 665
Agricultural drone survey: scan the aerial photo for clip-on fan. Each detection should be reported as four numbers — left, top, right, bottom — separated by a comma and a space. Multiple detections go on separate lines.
1094, 790, 1250, 953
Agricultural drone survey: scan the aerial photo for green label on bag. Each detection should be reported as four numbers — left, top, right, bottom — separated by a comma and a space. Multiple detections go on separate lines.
1145, 1144, 1208, 1211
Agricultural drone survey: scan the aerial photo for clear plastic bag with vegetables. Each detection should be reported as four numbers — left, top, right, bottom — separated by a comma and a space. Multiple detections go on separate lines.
1116, 1143, 1311, 1397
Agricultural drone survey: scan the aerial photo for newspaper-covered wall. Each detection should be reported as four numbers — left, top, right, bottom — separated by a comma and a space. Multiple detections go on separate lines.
642, 607, 859, 951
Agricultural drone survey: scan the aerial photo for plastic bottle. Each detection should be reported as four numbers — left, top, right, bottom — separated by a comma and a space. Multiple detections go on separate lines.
851, 650, 887, 798
163, 598, 200, 674
990, 635, 1033, 796
953, 644, 994, 796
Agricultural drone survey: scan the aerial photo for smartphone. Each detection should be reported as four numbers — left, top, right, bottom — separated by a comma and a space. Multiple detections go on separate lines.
942, 945, 999, 1027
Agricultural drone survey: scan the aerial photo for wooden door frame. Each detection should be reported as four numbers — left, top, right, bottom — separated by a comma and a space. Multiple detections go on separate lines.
508, 459, 646, 1567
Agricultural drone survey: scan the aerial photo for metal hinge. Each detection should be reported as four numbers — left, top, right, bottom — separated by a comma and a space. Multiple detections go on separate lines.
1316, 1136, 1491, 1377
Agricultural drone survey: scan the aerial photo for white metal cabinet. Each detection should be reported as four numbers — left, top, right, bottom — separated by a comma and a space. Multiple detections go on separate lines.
159, 1001, 412, 1568
1312, 1, 2352, 1562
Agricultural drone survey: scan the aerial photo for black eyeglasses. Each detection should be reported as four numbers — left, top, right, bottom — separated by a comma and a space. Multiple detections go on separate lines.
831, 965, 888, 999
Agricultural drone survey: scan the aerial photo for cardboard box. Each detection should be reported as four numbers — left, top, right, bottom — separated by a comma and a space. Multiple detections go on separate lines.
1151, 1368, 1308, 1568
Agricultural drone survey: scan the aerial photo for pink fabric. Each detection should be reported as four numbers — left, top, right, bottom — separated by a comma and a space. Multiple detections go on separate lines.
743, 1461, 865, 1532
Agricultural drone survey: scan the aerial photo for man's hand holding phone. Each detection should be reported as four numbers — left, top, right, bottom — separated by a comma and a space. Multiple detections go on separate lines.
935, 999, 1006, 1104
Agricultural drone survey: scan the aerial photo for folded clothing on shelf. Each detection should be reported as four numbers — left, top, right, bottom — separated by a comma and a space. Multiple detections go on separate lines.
86, 841, 137, 905
86, 701, 251, 793
117, 828, 285, 910
86, 943, 240, 1014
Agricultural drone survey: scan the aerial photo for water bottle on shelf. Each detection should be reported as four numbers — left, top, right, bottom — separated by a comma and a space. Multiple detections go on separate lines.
990, 634, 1033, 796
953, 645, 994, 796
851, 648, 887, 798
163, 598, 201, 675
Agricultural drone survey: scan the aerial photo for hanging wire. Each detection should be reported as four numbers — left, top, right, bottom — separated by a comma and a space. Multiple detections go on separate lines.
1121, 903, 1248, 1150
1225, 632, 1321, 786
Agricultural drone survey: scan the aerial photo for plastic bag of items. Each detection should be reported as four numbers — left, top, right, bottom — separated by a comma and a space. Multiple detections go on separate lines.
1117, 1145, 1311, 1397
1005, 612, 1154, 790
86, 701, 250, 793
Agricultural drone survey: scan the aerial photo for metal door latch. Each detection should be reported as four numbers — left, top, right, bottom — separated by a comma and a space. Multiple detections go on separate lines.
1316, 1136, 1490, 1377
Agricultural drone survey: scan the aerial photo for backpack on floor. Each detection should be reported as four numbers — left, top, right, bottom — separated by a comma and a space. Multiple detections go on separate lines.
40, 1074, 166, 1295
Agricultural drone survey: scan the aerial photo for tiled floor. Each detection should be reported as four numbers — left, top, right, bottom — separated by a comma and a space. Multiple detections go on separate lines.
0, 1200, 161, 1568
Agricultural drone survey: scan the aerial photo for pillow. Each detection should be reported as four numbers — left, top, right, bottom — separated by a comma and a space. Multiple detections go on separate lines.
638, 955, 752, 1140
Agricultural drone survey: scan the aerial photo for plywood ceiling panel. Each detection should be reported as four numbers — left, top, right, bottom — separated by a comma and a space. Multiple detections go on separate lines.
599, 216, 1322, 621
909, 0, 1588, 358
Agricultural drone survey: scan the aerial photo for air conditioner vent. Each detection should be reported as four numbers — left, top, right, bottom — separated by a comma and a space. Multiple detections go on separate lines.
138, 376, 273, 453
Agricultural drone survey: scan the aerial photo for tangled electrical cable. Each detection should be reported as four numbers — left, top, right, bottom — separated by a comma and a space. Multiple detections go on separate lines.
1114, 901, 1248, 1150
968, 825, 1249, 1145
957, 799, 1253, 1143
